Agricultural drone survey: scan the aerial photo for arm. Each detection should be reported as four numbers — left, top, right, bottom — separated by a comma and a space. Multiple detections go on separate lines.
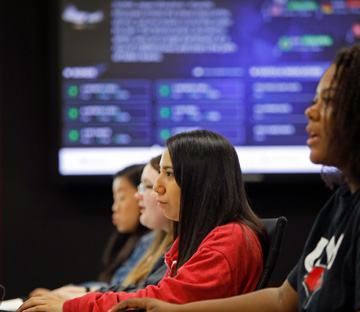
109, 280, 299, 312
50, 286, 88, 299
62, 245, 262, 311
16, 273, 298, 312
62, 225, 263, 311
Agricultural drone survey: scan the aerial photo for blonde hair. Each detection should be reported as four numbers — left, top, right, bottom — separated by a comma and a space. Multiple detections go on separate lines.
122, 225, 173, 286
122, 154, 173, 286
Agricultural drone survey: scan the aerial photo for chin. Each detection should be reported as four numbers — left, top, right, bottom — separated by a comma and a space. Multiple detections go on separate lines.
164, 213, 175, 221
140, 220, 150, 228
140, 216, 147, 225
310, 153, 326, 165
312, 156, 336, 167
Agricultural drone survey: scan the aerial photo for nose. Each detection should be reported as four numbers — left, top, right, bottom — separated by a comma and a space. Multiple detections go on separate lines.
134, 190, 142, 201
153, 175, 165, 194
305, 104, 320, 121
111, 201, 117, 212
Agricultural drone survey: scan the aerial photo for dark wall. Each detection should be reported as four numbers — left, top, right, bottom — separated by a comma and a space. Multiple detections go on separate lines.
1, 2, 115, 298
1, 1, 333, 300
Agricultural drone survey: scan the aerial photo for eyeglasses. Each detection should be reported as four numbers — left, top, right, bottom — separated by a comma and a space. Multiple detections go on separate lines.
137, 183, 153, 195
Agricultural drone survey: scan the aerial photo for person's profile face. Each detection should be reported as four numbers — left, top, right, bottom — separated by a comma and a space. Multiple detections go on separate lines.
153, 149, 181, 222
305, 64, 339, 167
111, 176, 140, 233
137, 163, 171, 232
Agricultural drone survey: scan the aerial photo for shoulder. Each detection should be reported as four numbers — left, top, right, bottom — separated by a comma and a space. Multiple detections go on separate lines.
129, 231, 154, 259
208, 222, 254, 237
199, 222, 259, 252
137, 231, 155, 247
191, 222, 263, 273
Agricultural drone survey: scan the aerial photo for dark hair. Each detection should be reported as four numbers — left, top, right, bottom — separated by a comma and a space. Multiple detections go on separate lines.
166, 130, 267, 271
150, 155, 162, 172
99, 163, 148, 283
328, 44, 360, 185
113, 164, 145, 188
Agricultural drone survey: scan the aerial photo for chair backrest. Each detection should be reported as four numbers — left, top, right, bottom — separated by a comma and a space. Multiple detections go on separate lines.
255, 216, 287, 290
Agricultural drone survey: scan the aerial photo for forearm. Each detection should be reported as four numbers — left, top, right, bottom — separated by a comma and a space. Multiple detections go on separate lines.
177, 283, 298, 312
176, 289, 276, 312
108, 281, 298, 312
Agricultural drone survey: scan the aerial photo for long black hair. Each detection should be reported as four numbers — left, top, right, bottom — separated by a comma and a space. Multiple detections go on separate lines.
166, 130, 267, 272
99, 163, 148, 283
328, 45, 360, 185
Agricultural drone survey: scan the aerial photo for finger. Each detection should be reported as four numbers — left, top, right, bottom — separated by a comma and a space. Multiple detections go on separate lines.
21, 305, 47, 312
108, 298, 148, 312
17, 298, 46, 312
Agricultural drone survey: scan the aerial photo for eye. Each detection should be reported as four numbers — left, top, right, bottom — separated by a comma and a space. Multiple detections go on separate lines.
166, 171, 173, 177
117, 196, 126, 202
323, 97, 334, 105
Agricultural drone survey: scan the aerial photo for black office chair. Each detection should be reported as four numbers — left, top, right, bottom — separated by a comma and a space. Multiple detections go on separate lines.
255, 216, 287, 290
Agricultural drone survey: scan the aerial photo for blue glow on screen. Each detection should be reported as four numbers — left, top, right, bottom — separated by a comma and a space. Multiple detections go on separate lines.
58, 0, 360, 176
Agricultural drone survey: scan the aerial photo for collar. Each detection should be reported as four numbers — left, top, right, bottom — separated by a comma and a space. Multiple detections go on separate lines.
164, 237, 179, 277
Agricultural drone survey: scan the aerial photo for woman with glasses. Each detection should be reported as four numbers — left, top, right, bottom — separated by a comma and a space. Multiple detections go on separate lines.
101, 155, 173, 292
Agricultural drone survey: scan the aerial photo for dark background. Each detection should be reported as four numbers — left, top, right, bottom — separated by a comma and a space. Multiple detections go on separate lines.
1, 1, 333, 300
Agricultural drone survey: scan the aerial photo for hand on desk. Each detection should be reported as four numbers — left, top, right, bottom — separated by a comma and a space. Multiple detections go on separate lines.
16, 294, 66, 312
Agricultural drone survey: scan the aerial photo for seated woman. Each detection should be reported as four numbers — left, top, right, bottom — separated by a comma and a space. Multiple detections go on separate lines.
29, 164, 152, 295
106, 44, 360, 312
18, 129, 268, 312
48, 155, 174, 298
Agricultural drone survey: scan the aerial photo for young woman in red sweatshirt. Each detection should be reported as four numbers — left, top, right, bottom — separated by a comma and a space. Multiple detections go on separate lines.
18, 130, 268, 312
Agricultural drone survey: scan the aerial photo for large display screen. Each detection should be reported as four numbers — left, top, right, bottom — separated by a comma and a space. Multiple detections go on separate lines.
58, 0, 360, 178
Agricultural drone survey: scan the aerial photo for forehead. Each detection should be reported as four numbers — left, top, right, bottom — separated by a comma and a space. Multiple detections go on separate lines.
317, 64, 336, 93
160, 148, 172, 166
113, 176, 134, 192
141, 163, 159, 180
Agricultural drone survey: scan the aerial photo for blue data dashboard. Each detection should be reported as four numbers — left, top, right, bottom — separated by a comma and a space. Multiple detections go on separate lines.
58, 0, 360, 178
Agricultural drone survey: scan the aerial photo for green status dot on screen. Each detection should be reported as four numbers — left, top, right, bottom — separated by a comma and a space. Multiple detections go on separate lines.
160, 129, 171, 141
68, 108, 79, 119
68, 130, 80, 141
278, 37, 292, 51
159, 85, 171, 97
68, 86, 79, 97
160, 107, 171, 119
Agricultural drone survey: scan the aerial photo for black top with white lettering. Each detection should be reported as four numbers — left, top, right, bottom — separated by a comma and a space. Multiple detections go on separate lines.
288, 184, 360, 311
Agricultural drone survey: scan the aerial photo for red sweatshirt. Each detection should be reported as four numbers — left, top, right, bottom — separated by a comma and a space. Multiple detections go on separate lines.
63, 222, 263, 312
